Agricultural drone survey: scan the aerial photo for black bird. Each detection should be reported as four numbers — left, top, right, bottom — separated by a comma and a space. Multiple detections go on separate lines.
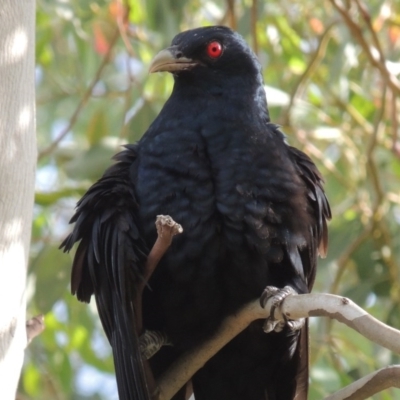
61, 26, 331, 400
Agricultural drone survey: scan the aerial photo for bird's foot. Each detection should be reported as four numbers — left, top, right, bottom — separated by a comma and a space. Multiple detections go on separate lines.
260, 285, 304, 333
139, 329, 172, 360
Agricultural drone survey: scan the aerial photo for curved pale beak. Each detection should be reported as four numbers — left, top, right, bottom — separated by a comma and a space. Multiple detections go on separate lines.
148, 46, 198, 73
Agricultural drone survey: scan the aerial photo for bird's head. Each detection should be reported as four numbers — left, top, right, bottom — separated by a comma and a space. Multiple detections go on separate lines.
149, 26, 264, 92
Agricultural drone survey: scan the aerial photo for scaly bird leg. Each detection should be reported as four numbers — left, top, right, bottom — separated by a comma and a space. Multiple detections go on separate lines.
260, 285, 305, 333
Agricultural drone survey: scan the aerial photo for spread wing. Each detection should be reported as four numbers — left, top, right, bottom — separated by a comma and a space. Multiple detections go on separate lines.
60, 145, 151, 400
288, 145, 331, 400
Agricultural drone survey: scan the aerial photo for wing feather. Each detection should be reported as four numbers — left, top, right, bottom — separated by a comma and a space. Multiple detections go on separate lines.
60, 145, 150, 400
288, 145, 331, 275
287, 145, 331, 400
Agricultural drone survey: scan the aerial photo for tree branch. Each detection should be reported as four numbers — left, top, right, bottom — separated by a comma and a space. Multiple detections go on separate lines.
282, 22, 336, 127
329, 0, 400, 95
38, 29, 120, 160
25, 315, 45, 346
153, 293, 400, 400
250, 0, 258, 55
324, 365, 400, 400
136, 215, 183, 334
134, 216, 183, 397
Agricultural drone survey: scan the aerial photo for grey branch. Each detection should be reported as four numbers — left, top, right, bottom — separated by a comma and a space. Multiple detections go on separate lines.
140, 217, 400, 400
153, 294, 400, 400
324, 365, 400, 400
25, 315, 45, 346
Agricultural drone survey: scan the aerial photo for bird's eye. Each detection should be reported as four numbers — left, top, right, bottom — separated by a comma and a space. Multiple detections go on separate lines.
206, 41, 223, 58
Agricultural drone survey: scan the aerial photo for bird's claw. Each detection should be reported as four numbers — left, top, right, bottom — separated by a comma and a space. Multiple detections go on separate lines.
287, 319, 305, 331
260, 285, 303, 333
139, 329, 172, 360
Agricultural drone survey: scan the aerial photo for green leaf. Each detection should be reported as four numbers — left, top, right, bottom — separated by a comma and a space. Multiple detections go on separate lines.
64, 144, 116, 181
35, 187, 86, 206
87, 109, 109, 146
22, 363, 41, 397
30, 246, 71, 312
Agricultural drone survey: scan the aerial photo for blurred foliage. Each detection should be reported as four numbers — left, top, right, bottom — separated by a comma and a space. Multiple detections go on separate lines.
21, 0, 400, 398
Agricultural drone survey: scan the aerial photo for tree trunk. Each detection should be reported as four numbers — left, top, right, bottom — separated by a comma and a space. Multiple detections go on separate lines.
0, 1, 36, 398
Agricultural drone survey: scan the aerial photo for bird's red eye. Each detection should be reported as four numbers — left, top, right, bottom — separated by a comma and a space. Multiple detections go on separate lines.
206, 41, 223, 58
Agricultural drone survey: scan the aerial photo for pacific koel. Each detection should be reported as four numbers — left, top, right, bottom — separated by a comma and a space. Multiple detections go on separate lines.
61, 26, 331, 400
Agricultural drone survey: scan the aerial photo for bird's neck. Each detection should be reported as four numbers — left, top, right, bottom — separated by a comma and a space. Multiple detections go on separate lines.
171, 75, 270, 123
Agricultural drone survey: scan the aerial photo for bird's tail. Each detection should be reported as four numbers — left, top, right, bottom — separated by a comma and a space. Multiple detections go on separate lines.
107, 293, 150, 400
293, 322, 309, 400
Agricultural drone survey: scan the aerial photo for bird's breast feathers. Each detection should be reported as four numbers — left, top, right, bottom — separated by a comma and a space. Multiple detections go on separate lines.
137, 122, 309, 257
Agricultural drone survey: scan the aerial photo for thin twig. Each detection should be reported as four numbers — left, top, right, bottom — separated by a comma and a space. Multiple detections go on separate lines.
353, 0, 385, 62
329, 0, 400, 94
329, 93, 374, 137
135, 215, 183, 334
251, 0, 258, 55
329, 0, 400, 159
116, 0, 136, 58
134, 215, 183, 399
390, 88, 400, 157
282, 22, 335, 126
324, 365, 400, 400
367, 84, 400, 295
295, 129, 350, 188
26, 314, 45, 345
38, 29, 120, 160
329, 224, 372, 294
226, 0, 237, 30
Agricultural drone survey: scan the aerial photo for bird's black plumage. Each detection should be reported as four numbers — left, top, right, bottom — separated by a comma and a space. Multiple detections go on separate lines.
61, 26, 331, 400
